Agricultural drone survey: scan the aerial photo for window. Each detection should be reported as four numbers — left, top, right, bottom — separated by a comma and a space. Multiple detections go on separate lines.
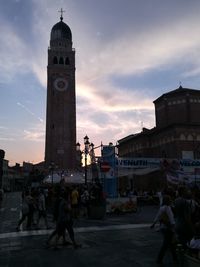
187, 134, 193, 141
59, 57, 64, 64
65, 57, 70, 65
180, 134, 186, 140
53, 56, 58, 64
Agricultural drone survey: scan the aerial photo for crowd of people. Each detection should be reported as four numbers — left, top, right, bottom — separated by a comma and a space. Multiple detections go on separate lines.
13, 181, 200, 260
16, 187, 49, 231
150, 185, 200, 265
16, 182, 105, 249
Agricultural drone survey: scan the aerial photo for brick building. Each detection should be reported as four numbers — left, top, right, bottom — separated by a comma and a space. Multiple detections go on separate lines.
118, 86, 200, 160
45, 13, 76, 171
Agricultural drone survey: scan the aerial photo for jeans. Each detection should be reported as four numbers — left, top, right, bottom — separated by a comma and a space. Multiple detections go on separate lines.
157, 227, 177, 263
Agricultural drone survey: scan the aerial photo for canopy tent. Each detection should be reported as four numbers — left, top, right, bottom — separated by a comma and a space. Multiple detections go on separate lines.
43, 171, 89, 184
43, 173, 61, 184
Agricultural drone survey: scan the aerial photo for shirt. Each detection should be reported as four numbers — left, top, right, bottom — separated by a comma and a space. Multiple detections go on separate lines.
71, 190, 79, 205
38, 194, 46, 211
153, 205, 175, 228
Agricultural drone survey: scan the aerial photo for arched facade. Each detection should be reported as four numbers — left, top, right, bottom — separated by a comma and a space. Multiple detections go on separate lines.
118, 88, 200, 159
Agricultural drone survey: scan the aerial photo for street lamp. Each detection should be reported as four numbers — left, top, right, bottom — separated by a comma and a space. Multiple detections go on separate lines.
84, 135, 90, 185
76, 135, 96, 185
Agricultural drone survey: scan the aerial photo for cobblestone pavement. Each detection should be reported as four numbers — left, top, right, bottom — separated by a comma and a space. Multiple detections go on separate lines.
0, 192, 180, 267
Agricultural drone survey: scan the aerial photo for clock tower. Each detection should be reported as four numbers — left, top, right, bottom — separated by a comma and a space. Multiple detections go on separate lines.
45, 12, 76, 171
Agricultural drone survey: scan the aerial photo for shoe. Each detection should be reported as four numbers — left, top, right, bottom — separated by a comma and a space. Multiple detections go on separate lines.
62, 241, 72, 246
16, 227, 20, 232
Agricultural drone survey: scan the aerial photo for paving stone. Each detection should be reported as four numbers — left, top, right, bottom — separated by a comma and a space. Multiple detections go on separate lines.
0, 192, 179, 266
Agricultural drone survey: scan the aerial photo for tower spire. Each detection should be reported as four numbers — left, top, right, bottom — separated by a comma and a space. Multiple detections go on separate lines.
58, 8, 65, 21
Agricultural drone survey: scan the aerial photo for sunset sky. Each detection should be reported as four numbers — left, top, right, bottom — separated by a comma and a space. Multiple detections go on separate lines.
1, 0, 200, 165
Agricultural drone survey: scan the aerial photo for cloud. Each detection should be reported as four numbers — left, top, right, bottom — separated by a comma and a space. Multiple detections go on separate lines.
0, 127, 20, 142
18, 1, 200, 98
23, 124, 45, 142
0, 137, 15, 141
74, 8, 200, 147
17, 102, 44, 122
77, 14, 200, 85
0, 21, 30, 82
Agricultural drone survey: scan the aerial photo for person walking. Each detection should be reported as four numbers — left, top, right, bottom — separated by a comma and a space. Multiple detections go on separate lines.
26, 190, 35, 229
150, 195, 177, 265
71, 187, 79, 219
174, 186, 194, 248
16, 190, 30, 231
36, 188, 49, 229
46, 189, 80, 249
80, 186, 90, 217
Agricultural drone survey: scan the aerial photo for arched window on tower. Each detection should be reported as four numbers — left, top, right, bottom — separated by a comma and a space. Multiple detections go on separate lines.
188, 134, 193, 141
53, 56, 58, 64
180, 133, 186, 140
59, 57, 64, 64
65, 57, 70, 65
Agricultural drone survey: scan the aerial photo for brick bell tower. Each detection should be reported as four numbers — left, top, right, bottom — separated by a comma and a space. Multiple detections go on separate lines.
45, 10, 76, 171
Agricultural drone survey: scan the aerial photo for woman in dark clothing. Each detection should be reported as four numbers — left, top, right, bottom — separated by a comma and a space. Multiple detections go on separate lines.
46, 189, 80, 249
174, 186, 194, 248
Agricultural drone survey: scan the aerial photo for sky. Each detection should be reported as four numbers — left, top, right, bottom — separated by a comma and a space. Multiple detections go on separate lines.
1, 0, 200, 166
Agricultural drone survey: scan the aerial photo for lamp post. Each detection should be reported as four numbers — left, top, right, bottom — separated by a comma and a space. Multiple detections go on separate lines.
76, 135, 96, 185
84, 135, 90, 185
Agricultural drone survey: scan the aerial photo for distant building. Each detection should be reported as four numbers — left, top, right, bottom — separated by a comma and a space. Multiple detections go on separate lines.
118, 86, 200, 160
2, 161, 24, 192
0, 149, 5, 189
1, 160, 38, 191
2, 159, 9, 191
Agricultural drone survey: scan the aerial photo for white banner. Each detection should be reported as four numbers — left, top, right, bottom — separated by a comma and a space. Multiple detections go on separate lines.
116, 157, 200, 169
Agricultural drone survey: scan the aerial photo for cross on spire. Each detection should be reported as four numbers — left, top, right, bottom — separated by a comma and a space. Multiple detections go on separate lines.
179, 81, 183, 89
58, 8, 65, 21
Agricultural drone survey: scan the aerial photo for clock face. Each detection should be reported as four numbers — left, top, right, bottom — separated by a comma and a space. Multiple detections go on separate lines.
54, 78, 68, 91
